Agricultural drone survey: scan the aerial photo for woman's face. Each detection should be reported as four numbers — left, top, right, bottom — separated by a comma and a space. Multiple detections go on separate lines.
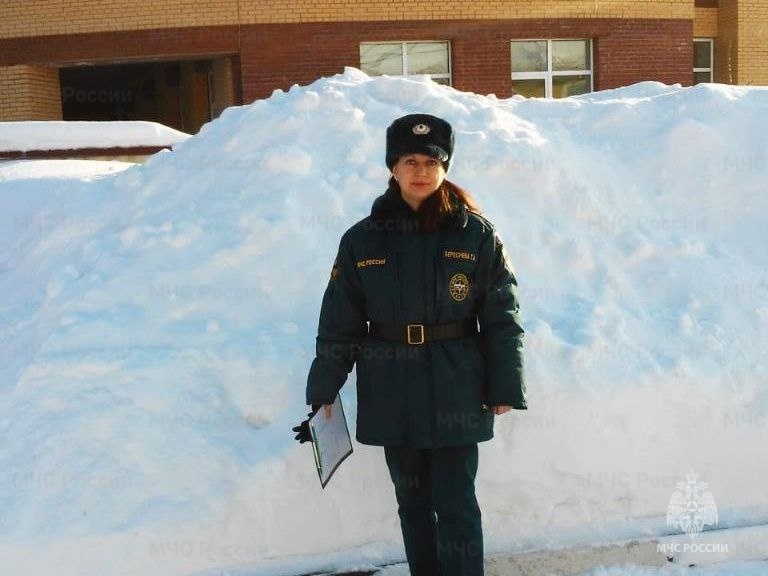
392, 153, 447, 210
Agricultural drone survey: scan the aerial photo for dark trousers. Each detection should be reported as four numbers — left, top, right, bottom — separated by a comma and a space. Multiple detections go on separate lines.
384, 444, 483, 576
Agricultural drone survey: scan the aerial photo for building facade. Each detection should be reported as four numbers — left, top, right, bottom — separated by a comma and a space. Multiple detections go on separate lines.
1, 0, 765, 133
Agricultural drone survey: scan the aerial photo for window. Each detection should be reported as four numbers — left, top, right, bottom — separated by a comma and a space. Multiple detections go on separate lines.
360, 41, 451, 85
693, 39, 714, 84
511, 39, 593, 98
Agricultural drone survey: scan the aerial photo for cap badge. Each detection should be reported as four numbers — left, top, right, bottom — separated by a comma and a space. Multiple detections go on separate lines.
412, 123, 431, 135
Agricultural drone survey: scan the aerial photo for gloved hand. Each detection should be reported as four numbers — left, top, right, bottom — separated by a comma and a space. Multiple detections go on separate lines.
292, 404, 321, 444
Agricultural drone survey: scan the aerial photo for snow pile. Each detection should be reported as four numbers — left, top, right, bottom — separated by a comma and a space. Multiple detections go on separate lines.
0, 120, 190, 152
1, 69, 767, 576
0, 160, 135, 271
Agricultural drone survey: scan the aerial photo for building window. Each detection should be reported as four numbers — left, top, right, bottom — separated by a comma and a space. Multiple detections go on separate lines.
511, 39, 593, 98
693, 39, 714, 84
360, 41, 451, 85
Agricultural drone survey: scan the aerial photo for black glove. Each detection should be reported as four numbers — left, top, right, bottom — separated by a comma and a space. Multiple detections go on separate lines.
292, 404, 321, 444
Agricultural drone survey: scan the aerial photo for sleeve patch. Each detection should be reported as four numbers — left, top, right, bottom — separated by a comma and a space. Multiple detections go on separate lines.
495, 234, 515, 273
330, 258, 340, 280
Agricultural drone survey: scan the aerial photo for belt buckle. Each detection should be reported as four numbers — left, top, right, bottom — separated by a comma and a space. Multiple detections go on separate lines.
407, 323, 425, 345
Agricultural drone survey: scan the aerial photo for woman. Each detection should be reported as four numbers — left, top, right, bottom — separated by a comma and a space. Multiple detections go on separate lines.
296, 113, 527, 576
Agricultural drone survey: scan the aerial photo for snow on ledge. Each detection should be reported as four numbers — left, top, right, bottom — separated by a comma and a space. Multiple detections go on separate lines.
0, 120, 191, 153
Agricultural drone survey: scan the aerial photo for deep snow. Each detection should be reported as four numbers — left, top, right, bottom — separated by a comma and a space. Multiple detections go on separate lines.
1, 70, 767, 576
0, 120, 189, 152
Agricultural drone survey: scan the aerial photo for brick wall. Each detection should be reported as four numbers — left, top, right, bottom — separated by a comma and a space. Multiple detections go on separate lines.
717, 0, 768, 85
240, 18, 693, 101
0, 65, 61, 120
738, 0, 768, 84
0, 0, 238, 39
2, 1, 694, 40
15, 0, 768, 106
717, 0, 739, 83
694, 7, 718, 36
239, 0, 694, 24
0, 26, 240, 67
1, 18, 693, 102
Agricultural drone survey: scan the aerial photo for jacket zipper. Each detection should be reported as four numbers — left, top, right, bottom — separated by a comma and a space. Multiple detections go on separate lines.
395, 250, 404, 315
433, 252, 440, 323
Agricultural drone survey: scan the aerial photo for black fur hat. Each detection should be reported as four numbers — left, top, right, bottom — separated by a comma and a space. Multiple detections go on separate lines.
385, 113, 454, 170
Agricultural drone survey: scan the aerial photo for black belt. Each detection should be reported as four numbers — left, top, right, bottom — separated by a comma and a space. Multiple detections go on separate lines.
369, 318, 478, 345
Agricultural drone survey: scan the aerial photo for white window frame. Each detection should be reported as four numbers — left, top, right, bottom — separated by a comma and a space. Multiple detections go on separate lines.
360, 41, 452, 85
510, 39, 594, 98
693, 38, 714, 83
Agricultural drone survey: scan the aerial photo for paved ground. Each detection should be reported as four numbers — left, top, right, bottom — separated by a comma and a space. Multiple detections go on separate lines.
300, 524, 768, 575
299, 540, 666, 576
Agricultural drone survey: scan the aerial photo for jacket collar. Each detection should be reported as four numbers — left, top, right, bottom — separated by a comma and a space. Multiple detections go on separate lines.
369, 187, 469, 230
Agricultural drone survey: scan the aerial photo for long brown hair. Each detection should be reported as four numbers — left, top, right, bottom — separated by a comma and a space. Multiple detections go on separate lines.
387, 177, 481, 232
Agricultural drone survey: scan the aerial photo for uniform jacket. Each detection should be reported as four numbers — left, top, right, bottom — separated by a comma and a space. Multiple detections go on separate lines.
306, 186, 526, 448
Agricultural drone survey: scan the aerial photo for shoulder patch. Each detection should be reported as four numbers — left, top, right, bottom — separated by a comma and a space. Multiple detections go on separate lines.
330, 258, 340, 280
494, 234, 515, 274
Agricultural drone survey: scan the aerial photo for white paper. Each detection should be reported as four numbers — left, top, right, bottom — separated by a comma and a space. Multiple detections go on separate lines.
309, 394, 353, 488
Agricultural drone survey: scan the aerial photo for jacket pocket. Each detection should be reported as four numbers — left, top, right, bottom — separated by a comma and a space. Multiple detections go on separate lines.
433, 340, 485, 412
355, 340, 407, 442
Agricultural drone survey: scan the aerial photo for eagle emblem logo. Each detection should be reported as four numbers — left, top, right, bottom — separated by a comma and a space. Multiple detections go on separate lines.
449, 273, 470, 302
666, 470, 718, 539
412, 123, 431, 135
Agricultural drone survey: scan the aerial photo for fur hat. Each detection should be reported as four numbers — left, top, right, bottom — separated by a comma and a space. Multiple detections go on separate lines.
385, 113, 454, 170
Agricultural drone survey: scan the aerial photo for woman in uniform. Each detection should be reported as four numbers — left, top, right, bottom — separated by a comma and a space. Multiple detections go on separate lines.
295, 113, 527, 576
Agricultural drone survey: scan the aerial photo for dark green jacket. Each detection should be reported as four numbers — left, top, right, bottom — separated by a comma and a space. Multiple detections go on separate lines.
306, 187, 526, 448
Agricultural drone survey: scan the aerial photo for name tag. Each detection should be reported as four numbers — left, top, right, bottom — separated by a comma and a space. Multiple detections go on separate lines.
443, 250, 476, 262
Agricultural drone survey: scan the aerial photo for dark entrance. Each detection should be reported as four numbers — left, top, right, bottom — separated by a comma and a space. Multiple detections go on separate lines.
59, 57, 235, 134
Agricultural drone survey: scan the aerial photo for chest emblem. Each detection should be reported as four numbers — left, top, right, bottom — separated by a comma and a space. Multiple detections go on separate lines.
449, 273, 470, 302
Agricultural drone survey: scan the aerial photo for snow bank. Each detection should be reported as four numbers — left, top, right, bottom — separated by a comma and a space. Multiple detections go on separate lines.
0, 120, 190, 152
1, 69, 767, 576
0, 159, 135, 182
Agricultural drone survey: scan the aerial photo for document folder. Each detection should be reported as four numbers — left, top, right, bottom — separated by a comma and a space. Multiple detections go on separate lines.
308, 393, 353, 488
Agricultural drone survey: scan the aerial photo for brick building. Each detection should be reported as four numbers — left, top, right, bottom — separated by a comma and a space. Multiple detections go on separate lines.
1, 0, 766, 133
